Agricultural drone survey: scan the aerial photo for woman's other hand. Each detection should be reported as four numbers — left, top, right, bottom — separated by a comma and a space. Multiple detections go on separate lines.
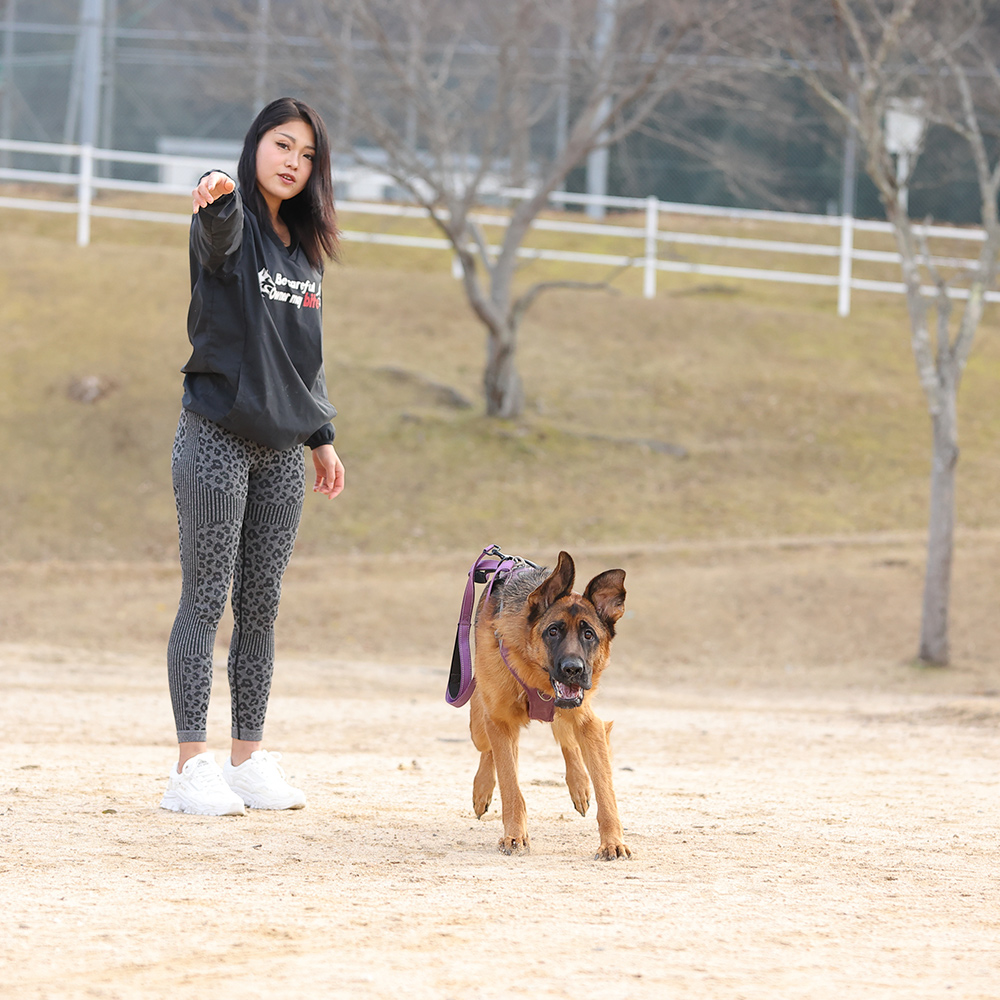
311, 444, 345, 499
192, 172, 236, 214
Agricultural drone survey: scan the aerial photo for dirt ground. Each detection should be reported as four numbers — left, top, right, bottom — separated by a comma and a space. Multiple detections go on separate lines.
2, 537, 999, 999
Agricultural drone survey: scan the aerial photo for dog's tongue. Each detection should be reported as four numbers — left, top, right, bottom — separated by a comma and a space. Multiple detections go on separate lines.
553, 681, 582, 702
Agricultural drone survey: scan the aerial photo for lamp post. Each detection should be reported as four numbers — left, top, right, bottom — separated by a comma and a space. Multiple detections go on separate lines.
885, 98, 926, 217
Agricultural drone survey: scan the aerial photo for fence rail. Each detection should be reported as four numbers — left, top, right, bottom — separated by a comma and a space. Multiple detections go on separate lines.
1, 137, 996, 315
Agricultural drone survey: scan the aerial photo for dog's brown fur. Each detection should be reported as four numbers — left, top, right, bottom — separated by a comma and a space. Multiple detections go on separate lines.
468, 551, 630, 860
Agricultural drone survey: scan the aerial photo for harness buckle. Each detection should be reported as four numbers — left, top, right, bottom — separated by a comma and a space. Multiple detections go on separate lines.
474, 545, 539, 583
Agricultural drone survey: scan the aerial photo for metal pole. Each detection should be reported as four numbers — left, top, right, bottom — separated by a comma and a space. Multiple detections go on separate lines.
897, 151, 909, 216
338, 4, 354, 146
404, 15, 419, 150
554, 17, 569, 159
586, 0, 614, 221
643, 195, 658, 299
253, 0, 270, 112
551, 18, 569, 211
63, 8, 85, 159
98, 0, 116, 162
76, 0, 103, 247
837, 99, 858, 318
586, 119, 609, 220
0, 0, 16, 169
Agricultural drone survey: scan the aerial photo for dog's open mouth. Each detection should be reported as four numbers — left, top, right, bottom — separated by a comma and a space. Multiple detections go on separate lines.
552, 680, 584, 708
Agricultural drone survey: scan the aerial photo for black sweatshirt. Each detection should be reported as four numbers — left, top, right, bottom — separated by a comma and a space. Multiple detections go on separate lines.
181, 182, 336, 451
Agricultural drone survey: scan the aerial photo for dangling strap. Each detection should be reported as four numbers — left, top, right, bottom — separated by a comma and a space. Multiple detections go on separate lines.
446, 545, 509, 707
447, 545, 542, 708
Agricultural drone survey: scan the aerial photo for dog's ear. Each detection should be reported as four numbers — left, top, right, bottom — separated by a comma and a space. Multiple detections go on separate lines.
584, 569, 626, 629
527, 551, 575, 619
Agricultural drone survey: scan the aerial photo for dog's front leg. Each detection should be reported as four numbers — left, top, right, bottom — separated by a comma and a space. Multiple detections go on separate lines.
552, 714, 591, 816
577, 714, 631, 860
483, 715, 529, 854
469, 693, 496, 817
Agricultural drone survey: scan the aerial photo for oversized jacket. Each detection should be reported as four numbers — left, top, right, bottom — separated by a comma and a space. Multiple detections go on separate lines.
181, 181, 336, 450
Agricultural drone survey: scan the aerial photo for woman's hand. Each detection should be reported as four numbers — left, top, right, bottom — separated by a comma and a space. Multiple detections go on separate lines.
192, 172, 235, 214
311, 444, 345, 499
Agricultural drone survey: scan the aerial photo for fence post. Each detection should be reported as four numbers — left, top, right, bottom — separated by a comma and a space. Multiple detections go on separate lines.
838, 98, 858, 317
837, 209, 854, 318
76, 142, 93, 246
643, 195, 658, 299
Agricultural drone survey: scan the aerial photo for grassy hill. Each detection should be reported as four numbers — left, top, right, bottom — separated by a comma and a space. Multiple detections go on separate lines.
2, 195, 1000, 563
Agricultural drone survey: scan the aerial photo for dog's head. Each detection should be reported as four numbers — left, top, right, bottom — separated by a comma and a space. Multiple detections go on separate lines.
526, 551, 626, 709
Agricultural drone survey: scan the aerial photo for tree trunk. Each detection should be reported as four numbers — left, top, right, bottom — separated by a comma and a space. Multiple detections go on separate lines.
918, 401, 959, 665
483, 325, 524, 418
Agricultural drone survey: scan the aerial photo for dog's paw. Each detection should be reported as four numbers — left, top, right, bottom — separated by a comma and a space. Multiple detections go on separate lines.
594, 840, 631, 861
472, 762, 495, 819
498, 833, 530, 856
569, 786, 590, 816
472, 781, 494, 819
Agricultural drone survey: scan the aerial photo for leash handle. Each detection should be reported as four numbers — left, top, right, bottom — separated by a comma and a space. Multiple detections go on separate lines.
447, 545, 516, 707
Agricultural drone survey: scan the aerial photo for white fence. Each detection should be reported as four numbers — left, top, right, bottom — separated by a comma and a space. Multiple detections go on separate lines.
1, 137, 996, 316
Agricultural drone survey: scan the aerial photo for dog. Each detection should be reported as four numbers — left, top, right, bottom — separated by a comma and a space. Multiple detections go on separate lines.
468, 551, 630, 859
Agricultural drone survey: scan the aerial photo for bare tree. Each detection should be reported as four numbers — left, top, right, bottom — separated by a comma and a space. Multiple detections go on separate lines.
756, 0, 1000, 664
288, 0, 730, 418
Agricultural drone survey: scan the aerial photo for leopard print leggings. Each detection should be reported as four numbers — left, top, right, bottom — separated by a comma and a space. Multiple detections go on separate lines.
167, 410, 305, 743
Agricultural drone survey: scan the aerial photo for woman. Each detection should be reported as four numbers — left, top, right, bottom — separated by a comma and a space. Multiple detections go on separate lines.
161, 98, 345, 816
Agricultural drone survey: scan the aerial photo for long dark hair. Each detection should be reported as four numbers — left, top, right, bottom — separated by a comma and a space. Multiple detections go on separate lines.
237, 97, 339, 269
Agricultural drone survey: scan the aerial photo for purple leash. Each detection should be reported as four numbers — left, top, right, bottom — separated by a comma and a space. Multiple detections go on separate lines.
447, 545, 514, 707
447, 545, 554, 721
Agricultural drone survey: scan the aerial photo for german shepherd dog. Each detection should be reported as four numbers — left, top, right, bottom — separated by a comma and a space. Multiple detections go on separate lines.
469, 551, 630, 859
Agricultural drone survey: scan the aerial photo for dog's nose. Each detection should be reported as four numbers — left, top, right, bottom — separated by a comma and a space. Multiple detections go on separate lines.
558, 657, 585, 682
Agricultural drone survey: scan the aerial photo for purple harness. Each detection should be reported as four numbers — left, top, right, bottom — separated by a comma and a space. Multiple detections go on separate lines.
446, 545, 556, 723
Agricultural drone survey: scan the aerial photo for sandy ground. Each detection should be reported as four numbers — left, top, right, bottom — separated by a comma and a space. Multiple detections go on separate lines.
2, 538, 999, 999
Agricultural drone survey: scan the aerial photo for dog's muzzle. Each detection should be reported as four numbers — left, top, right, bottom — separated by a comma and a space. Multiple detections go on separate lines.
551, 657, 590, 708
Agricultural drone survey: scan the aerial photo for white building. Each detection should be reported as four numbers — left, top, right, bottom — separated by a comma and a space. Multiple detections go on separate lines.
157, 138, 532, 205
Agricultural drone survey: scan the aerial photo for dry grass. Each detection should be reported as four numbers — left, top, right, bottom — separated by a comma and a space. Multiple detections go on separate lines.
5, 195, 1000, 1000
2, 194, 1000, 564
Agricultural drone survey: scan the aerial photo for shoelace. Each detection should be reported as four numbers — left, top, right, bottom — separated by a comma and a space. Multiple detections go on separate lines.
248, 751, 287, 780
258, 750, 285, 777
189, 758, 231, 790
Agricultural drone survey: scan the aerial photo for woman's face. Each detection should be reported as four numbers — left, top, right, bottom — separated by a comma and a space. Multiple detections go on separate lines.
255, 118, 315, 212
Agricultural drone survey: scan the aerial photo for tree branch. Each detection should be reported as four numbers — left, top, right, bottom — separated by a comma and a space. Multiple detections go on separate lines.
509, 270, 628, 330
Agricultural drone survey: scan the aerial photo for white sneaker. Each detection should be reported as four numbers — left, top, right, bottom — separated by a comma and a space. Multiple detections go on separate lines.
224, 750, 306, 810
160, 752, 246, 816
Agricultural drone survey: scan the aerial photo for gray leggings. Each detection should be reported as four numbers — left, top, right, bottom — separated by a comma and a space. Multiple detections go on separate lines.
167, 410, 304, 743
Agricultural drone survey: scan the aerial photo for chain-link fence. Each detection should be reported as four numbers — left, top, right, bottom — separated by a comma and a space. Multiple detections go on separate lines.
0, 0, 985, 223
2, 0, 265, 181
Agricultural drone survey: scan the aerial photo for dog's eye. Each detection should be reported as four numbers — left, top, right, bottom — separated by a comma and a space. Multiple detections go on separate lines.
546, 624, 561, 638
582, 629, 595, 642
